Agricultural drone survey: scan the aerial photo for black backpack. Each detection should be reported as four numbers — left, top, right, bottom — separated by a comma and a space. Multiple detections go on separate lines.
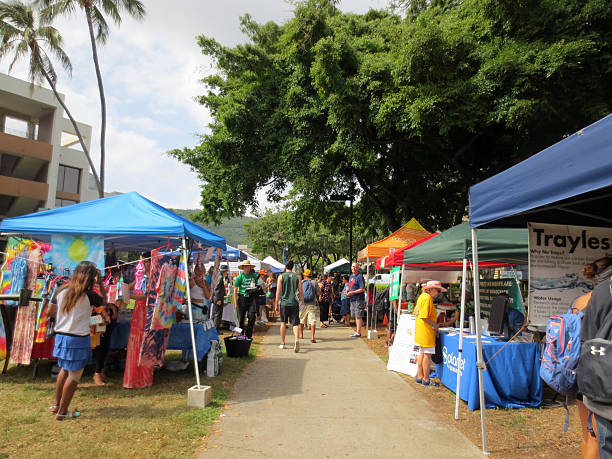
577, 277, 612, 405
374, 287, 390, 313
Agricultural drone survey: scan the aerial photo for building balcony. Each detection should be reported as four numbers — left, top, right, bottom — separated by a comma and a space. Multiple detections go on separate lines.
0, 131, 52, 162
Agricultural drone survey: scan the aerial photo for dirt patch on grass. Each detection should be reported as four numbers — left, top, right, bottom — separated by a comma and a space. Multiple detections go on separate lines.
364, 325, 581, 459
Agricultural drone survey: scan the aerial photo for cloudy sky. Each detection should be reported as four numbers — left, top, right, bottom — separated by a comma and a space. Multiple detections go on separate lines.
3, 0, 387, 209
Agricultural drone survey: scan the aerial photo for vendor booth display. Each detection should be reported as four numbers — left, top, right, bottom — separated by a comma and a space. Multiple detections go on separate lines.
0, 192, 226, 398
469, 113, 612, 453
397, 221, 530, 421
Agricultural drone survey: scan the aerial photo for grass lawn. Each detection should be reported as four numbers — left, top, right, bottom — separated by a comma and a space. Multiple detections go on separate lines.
0, 326, 268, 458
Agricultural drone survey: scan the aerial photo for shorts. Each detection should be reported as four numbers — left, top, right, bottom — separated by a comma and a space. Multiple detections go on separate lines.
340, 298, 351, 316
350, 299, 366, 318
419, 346, 435, 355
300, 304, 319, 326
280, 305, 300, 326
256, 295, 266, 306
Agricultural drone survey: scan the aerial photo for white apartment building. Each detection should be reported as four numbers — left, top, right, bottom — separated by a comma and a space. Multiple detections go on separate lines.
0, 72, 99, 220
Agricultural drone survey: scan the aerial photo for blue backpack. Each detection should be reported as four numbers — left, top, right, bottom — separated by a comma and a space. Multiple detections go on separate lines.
541, 308, 583, 396
302, 279, 315, 302
540, 307, 583, 431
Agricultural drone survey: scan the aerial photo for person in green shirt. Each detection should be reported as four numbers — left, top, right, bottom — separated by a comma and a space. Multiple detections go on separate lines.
274, 260, 304, 352
232, 260, 259, 338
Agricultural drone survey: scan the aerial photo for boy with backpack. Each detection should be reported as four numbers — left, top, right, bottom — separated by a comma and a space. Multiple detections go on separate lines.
299, 269, 321, 343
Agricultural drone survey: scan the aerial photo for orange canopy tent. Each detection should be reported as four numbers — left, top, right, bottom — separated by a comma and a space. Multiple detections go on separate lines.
357, 218, 430, 262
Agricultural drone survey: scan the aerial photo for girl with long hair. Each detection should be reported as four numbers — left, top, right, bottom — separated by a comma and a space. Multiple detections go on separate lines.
49, 261, 105, 420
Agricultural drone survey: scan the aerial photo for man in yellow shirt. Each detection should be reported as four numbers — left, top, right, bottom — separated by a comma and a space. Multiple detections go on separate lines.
415, 280, 447, 387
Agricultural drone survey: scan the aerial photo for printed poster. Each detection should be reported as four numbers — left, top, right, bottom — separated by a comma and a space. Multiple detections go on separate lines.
51, 235, 105, 271
528, 223, 611, 327
387, 314, 420, 377
479, 278, 524, 317
389, 266, 401, 301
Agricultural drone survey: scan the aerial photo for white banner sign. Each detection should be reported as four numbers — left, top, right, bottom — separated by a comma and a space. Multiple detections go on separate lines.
387, 314, 420, 377
528, 222, 611, 326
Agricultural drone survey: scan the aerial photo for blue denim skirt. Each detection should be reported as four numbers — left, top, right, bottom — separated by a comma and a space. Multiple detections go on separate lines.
53, 334, 92, 371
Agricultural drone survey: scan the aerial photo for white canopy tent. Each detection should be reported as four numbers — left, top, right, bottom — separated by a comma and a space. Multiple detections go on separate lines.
324, 258, 351, 274
261, 256, 285, 273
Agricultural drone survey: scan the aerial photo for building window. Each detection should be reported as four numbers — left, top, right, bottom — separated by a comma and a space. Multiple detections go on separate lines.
57, 165, 81, 194
55, 198, 78, 207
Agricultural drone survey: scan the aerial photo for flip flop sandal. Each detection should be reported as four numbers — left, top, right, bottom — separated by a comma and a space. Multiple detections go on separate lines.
56, 411, 81, 421
48, 405, 58, 413
311, 339, 317, 343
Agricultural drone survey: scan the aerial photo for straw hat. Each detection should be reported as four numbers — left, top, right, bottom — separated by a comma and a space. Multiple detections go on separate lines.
422, 280, 447, 292
237, 260, 255, 270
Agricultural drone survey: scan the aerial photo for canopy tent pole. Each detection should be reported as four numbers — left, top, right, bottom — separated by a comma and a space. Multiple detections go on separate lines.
398, 263, 406, 321
471, 228, 488, 454
366, 256, 370, 332
182, 237, 201, 388
454, 257, 468, 420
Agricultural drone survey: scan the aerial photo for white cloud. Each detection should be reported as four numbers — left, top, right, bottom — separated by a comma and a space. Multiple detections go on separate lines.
1, 0, 389, 211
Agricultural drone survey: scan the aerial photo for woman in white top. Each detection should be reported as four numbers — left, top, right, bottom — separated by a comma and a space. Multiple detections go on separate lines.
186, 264, 211, 322
49, 261, 105, 421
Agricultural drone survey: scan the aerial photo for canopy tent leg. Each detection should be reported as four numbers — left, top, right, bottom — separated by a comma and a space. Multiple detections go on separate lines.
471, 228, 488, 454
366, 256, 370, 332
454, 257, 468, 420
182, 237, 201, 388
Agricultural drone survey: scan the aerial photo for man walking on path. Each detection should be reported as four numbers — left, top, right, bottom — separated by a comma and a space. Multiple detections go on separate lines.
414, 280, 445, 387
347, 263, 366, 338
299, 269, 320, 343
233, 260, 259, 338
211, 264, 228, 331
275, 260, 303, 352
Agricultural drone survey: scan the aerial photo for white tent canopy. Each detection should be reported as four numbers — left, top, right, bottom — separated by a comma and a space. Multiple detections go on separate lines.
261, 256, 285, 273
324, 258, 350, 274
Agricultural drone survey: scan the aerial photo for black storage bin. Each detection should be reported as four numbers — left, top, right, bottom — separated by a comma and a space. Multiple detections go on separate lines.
224, 336, 252, 357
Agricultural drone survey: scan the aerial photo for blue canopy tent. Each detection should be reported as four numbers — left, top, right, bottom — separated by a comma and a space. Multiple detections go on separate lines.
0, 192, 226, 393
467, 114, 612, 453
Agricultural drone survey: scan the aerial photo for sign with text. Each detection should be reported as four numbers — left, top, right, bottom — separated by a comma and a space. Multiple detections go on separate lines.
479, 278, 524, 317
389, 266, 401, 301
528, 222, 611, 327
387, 314, 419, 377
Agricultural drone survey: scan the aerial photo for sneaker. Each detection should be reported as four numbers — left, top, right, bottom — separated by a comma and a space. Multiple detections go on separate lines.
349, 333, 361, 338
279, 344, 285, 349
294, 340, 300, 353
415, 378, 423, 385
421, 380, 440, 387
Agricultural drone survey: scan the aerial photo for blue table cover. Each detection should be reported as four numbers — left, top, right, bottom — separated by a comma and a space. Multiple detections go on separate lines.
111, 322, 219, 361
436, 332, 542, 410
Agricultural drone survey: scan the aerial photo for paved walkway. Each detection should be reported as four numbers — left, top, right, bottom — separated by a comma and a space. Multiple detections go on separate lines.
200, 324, 484, 458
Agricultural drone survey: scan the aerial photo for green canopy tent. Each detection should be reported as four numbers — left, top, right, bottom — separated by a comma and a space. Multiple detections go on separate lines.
402, 222, 527, 266
401, 222, 528, 421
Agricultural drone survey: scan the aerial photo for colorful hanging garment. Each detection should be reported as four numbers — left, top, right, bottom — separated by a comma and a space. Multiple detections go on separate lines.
151, 261, 179, 330
171, 255, 187, 308
138, 251, 170, 368
10, 248, 43, 365
0, 310, 6, 361
123, 259, 155, 388
50, 234, 105, 271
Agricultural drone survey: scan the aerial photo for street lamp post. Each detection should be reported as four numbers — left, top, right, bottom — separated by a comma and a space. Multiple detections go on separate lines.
329, 193, 354, 265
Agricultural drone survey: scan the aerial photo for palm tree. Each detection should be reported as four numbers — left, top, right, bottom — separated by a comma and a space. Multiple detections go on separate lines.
42, 0, 145, 196
0, 0, 103, 196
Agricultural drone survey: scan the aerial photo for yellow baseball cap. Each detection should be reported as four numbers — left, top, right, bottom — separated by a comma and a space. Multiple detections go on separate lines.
303, 269, 312, 277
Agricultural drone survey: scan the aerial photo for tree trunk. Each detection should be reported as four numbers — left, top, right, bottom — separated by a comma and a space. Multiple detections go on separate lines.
85, 5, 106, 198
39, 64, 103, 197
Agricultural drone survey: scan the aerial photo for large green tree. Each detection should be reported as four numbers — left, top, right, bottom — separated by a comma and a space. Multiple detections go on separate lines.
172, 0, 612, 232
